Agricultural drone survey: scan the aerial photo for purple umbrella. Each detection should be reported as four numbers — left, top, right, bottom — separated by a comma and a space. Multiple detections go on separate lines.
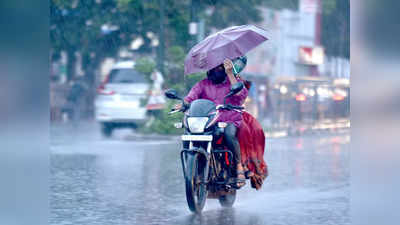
184, 24, 268, 75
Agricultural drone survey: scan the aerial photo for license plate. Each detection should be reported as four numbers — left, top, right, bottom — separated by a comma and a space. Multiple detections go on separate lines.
181, 135, 213, 141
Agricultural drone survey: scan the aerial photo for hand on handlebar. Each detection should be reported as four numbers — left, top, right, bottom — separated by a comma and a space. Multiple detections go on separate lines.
169, 102, 189, 114
174, 103, 183, 111
169, 109, 180, 114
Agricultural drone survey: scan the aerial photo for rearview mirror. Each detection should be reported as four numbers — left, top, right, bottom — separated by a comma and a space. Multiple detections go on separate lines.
164, 89, 182, 100
230, 82, 244, 95
223, 82, 244, 104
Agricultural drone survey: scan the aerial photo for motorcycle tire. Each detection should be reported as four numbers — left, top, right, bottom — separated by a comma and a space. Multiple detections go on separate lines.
185, 152, 208, 213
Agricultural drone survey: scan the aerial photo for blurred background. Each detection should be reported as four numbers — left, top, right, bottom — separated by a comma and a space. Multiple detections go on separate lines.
48, 1, 352, 225
8, 0, 400, 224
50, 0, 350, 137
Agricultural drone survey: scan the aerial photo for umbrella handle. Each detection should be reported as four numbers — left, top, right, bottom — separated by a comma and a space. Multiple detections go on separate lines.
232, 64, 238, 75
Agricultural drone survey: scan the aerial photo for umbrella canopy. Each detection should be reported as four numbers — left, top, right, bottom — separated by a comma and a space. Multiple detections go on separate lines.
184, 25, 268, 75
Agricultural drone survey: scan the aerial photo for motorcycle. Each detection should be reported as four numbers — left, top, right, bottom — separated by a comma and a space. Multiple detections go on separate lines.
165, 82, 248, 213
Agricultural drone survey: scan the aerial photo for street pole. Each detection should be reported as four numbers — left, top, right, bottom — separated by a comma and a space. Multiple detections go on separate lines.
311, 0, 322, 76
314, 0, 321, 46
188, 0, 198, 50
158, 0, 165, 75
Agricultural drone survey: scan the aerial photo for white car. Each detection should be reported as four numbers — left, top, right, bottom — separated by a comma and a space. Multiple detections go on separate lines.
95, 61, 150, 137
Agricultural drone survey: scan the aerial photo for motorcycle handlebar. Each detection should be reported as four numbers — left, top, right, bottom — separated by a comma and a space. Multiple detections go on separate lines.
168, 102, 190, 114
226, 104, 244, 110
169, 103, 243, 115
216, 104, 244, 110
168, 109, 181, 114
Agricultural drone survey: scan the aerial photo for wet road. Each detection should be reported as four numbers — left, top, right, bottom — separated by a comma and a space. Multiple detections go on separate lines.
51, 123, 350, 225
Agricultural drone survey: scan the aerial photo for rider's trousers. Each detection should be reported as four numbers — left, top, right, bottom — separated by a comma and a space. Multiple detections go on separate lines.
224, 123, 241, 165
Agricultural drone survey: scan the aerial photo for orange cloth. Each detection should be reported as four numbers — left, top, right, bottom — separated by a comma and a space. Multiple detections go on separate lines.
237, 111, 268, 190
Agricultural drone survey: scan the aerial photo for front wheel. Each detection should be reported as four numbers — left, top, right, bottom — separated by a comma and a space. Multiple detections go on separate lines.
185, 152, 208, 213
218, 190, 236, 207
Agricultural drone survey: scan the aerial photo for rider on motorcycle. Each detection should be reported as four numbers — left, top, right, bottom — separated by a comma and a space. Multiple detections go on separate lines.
175, 58, 248, 188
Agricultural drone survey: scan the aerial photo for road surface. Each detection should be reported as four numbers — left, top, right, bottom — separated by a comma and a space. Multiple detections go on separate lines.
51, 123, 349, 225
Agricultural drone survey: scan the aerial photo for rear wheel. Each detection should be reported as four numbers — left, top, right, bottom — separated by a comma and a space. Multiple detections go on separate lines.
185, 152, 208, 213
218, 190, 236, 207
129, 123, 138, 132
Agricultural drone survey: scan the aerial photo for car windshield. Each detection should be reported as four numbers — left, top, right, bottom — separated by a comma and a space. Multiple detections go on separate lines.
108, 69, 147, 84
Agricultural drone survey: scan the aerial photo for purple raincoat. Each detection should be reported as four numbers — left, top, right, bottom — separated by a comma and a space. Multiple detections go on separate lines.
184, 78, 248, 127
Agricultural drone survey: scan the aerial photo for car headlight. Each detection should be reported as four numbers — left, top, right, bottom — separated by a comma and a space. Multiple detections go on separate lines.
187, 117, 209, 133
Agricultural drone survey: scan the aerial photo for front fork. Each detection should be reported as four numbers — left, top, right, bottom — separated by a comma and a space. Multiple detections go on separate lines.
180, 141, 212, 183
180, 141, 235, 185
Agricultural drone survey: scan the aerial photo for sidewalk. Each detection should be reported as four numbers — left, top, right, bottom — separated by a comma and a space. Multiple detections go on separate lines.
264, 118, 350, 138
51, 118, 350, 141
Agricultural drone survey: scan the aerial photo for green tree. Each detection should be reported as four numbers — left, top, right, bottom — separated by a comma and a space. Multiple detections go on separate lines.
261, 0, 349, 58
51, 0, 271, 81
135, 57, 157, 82
50, 0, 274, 124
201, 0, 264, 29
262, 0, 299, 10
321, 0, 350, 58
51, 0, 126, 83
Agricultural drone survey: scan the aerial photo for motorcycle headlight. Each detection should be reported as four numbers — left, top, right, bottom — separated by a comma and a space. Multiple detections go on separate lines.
187, 117, 209, 133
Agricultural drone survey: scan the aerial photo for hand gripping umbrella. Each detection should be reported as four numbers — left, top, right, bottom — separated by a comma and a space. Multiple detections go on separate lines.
184, 24, 268, 75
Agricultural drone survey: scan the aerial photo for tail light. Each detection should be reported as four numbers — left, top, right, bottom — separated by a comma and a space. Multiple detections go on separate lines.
97, 74, 115, 95
295, 93, 306, 101
97, 87, 115, 95
332, 94, 345, 101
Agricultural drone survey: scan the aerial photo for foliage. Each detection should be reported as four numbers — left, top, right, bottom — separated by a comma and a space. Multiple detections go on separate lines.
50, 0, 129, 82
50, 0, 299, 124
134, 57, 156, 81
260, 0, 349, 59
51, 0, 271, 82
321, 0, 350, 58
141, 100, 184, 135
162, 45, 185, 93
184, 72, 205, 93
203, 0, 264, 29
144, 69, 203, 134
322, 0, 336, 15
167, 46, 186, 64
261, 0, 299, 10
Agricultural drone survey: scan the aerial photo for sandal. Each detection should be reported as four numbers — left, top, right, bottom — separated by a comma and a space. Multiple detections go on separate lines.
233, 170, 246, 189
245, 170, 254, 179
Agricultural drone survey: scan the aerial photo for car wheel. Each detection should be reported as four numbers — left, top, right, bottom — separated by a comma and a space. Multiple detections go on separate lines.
130, 123, 138, 130
101, 123, 113, 138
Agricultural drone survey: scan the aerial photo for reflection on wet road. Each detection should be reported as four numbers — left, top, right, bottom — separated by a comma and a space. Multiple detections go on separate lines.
51, 124, 349, 225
